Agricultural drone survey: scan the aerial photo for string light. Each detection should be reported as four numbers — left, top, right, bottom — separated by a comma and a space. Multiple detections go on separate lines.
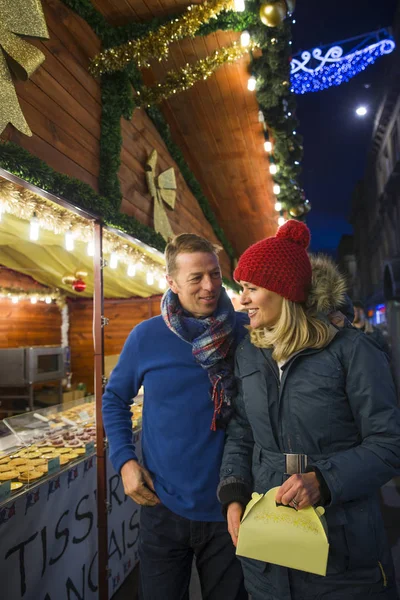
240, 30, 251, 47
356, 105, 367, 116
269, 164, 278, 175
273, 184, 281, 195
258, 110, 265, 123
30, 296, 37, 304
275, 202, 282, 212
127, 264, 136, 277
234, 0, 245, 12
45, 296, 52, 304
30, 213, 39, 241
147, 272, 155, 286
110, 253, 119, 269
264, 141, 272, 153
87, 241, 95, 257
247, 76, 256, 91
158, 276, 166, 290
11, 296, 19, 304
278, 216, 286, 226
65, 231, 74, 252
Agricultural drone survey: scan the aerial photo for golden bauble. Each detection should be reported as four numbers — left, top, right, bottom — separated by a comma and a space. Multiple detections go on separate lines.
285, 0, 296, 15
259, 1, 287, 27
289, 204, 305, 218
62, 275, 76, 286
75, 270, 88, 279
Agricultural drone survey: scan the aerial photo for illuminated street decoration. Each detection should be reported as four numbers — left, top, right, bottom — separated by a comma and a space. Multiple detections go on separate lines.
290, 29, 395, 95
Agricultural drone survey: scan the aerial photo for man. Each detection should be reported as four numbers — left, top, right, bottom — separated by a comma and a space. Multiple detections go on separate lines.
352, 300, 391, 355
102, 233, 248, 600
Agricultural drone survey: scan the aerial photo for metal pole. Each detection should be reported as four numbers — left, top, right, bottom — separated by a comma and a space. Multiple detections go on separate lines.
93, 221, 108, 600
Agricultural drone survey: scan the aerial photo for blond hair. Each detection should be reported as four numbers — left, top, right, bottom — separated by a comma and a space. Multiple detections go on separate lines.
250, 298, 330, 362
165, 233, 221, 276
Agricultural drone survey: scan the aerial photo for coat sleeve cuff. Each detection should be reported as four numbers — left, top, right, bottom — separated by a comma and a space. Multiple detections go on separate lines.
306, 465, 332, 505
217, 478, 251, 517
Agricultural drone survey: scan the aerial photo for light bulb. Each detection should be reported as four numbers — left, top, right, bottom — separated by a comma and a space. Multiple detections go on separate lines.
258, 110, 265, 123
30, 214, 39, 241
275, 201, 282, 212
269, 164, 278, 175
247, 76, 256, 91
11, 296, 19, 304
294, 160, 300, 165
278, 216, 286, 226
127, 264, 136, 277
45, 296, 52, 304
87, 241, 94, 257
233, 0, 245, 11
110, 253, 118, 269
288, 112, 292, 116
65, 231, 74, 252
240, 30, 251, 47
264, 141, 272, 153
273, 184, 281, 195
158, 276, 166, 290
31, 296, 37, 304
356, 106, 367, 117
293, 130, 297, 135
147, 272, 154, 286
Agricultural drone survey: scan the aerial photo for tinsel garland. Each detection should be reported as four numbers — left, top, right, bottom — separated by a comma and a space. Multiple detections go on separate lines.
137, 41, 258, 106
89, 0, 235, 76
0, 179, 93, 239
0, 285, 66, 308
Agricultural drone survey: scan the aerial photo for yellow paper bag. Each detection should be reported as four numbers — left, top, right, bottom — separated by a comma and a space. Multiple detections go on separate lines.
236, 487, 329, 576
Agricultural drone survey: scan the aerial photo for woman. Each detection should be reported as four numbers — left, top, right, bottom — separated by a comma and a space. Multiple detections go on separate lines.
218, 220, 400, 600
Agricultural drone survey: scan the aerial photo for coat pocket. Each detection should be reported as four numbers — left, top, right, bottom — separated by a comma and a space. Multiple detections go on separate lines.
342, 499, 378, 570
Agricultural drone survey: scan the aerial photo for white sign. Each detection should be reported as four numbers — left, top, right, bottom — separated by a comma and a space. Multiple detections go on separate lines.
0, 432, 142, 600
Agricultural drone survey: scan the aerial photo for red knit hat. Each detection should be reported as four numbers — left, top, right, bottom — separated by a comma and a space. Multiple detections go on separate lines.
234, 220, 312, 303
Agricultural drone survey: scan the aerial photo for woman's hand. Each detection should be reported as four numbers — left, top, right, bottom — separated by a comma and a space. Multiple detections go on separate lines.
227, 502, 245, 547
275, 472, 321, 510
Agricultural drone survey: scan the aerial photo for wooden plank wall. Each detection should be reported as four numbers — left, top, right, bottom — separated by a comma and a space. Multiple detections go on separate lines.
68, 296, 162, 393
0, 0, 232, 276
0, 267, 62, 347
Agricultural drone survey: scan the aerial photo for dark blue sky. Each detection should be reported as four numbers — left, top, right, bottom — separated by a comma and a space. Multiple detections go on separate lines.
292, 0, 398, 255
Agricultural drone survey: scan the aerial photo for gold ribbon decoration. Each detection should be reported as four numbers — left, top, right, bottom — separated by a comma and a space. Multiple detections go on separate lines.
145, 150, 176, 242
0, 0, 49, 137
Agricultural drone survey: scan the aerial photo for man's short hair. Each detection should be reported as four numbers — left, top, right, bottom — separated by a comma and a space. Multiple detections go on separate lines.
165, 234, 221, 276
353, 300, 365, 311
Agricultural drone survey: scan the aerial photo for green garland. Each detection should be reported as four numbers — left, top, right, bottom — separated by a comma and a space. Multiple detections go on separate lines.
60, 0, 237, 260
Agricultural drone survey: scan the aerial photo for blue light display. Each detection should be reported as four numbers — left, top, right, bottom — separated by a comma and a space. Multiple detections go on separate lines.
290, 30, 395, 95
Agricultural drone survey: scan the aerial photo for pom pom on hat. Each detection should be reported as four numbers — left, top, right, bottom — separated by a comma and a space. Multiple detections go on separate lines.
234, 220, 312, 303
276, 220, 310, 249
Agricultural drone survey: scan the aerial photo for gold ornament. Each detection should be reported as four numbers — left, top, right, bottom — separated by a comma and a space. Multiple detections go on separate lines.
138, 41, 257, 107
259, 1, 287, 27
89, 0, 235, 76
0, 0, 49, 136
289, 204, 305, 218
145, 150, 176, 242
285, 0, 296, 15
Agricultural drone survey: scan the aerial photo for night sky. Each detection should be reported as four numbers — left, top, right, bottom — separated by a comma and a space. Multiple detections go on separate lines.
292, 0, 398, 255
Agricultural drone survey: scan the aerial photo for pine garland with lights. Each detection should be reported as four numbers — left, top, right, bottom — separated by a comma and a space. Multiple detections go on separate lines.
89, 0, 235, 75
137, 42, 257, 106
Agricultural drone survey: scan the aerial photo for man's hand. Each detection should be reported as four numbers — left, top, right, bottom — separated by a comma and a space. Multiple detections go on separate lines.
121, 460, 160, 506
275, 472, 321, 510
227, 502, 244, 547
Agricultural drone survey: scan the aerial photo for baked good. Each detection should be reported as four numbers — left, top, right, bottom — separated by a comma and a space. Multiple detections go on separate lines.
0, 470, 19, 481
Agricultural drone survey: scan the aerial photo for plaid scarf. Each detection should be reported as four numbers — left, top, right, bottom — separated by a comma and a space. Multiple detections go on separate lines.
161, 287, 237, 430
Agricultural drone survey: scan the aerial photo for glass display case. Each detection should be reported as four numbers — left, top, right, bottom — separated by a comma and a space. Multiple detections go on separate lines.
0, 397, 96, 504
0, 393, 143, 505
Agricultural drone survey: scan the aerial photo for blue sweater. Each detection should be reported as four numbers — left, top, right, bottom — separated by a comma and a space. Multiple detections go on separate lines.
102, 312, 248, 522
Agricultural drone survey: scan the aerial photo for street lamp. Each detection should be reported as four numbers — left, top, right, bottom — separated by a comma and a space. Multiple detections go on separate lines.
355, 106, 368, 117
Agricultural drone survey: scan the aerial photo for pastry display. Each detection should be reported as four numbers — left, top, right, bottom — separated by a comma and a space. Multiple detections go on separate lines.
0, 470, 19, 481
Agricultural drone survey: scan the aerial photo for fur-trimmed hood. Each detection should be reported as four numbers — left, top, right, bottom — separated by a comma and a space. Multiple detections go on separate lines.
306, 254, 348, 317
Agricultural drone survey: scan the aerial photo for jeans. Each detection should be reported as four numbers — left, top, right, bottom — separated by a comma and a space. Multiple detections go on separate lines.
139, 503, 247, 600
